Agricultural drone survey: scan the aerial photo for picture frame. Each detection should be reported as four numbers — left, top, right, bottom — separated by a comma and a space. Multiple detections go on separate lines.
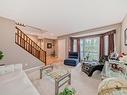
125, 28, 127, 45
47, 43, 52, 48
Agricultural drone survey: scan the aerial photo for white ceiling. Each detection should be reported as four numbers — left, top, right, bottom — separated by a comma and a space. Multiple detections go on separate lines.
0, 0, 127, 37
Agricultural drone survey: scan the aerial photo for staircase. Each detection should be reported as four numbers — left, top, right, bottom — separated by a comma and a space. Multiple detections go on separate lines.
15, 27, 46, 65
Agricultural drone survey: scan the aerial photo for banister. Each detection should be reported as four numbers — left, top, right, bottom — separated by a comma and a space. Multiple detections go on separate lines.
15, 26, 46, 65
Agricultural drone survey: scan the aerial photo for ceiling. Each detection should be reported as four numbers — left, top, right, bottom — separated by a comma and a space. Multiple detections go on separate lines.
0, 0, 127, 37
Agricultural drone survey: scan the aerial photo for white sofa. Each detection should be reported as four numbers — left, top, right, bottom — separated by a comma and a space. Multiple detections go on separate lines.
0, 64, 40, 95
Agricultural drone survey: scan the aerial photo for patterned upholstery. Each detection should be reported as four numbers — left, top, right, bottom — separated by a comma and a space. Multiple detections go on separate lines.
98, 78, 127, 95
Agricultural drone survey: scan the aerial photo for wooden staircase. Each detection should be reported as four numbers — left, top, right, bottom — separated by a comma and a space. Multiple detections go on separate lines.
15, 27, 46, 65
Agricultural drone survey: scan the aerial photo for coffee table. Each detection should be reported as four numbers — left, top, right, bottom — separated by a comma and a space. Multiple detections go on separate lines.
40, 65, 71, 95
82, 61, 104, 76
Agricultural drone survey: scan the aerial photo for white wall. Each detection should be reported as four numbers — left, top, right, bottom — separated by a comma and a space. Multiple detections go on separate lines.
0, 17, 44, 70
58, 39, 66, 60
43, 38, 57, 56
121, 14, 127, 53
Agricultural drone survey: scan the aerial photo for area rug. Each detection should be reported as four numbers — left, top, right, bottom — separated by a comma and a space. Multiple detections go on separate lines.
27, 62, 101, 95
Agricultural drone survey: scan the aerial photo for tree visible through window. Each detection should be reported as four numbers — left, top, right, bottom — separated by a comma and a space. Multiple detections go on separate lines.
80, 37, 100, 61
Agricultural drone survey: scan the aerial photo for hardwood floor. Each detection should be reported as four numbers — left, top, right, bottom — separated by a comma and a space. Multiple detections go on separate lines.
46, 56, 63, 65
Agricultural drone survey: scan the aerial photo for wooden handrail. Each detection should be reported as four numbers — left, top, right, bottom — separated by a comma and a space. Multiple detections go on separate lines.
15, 27, 46, 65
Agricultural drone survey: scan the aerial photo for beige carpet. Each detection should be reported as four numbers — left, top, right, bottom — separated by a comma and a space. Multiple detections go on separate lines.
27, 63, 101, 95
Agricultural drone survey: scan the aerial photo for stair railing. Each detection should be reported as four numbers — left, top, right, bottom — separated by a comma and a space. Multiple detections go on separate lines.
15, 27, 46, 65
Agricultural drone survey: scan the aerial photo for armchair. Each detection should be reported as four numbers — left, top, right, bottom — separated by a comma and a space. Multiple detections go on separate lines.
68, 52, 79, 59
64, 52, 79, 66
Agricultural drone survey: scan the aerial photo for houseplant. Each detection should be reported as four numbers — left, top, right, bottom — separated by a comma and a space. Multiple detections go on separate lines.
59, 87, 76, 95
0, 51, 4, 60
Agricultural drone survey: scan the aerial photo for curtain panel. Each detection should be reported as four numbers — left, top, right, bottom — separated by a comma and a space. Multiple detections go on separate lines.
69, 37, 80, 61
108, 33, 114, 55
69, 30, 116, 60
99, 30, 116, 57
99, 35, 104, 58
69, 37, 74, 52
77, 38, 80, 61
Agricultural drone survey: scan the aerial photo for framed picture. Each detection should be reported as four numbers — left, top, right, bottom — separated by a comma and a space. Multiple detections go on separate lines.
47, 43, 52, 48
125, 28, 127, 45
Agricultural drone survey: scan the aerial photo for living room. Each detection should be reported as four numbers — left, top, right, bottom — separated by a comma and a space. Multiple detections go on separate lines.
0, 0, 127, 95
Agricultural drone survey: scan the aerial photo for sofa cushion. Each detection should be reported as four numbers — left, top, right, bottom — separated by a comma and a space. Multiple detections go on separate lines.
64, 58, 78, 66
69, 56, 78, 59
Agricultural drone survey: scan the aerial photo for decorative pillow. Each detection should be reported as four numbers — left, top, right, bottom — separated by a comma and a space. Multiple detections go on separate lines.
119, 55, 127, 62
98, 78, 127, 95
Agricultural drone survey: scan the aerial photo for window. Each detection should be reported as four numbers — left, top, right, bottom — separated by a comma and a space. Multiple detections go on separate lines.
80, 37, 100, 61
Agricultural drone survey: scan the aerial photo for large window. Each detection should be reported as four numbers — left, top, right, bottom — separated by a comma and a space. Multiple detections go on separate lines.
80, 37, 100, 61
71, 31, 115, 62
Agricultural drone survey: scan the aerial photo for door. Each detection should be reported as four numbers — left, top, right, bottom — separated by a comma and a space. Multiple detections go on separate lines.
58, 39, 66, 60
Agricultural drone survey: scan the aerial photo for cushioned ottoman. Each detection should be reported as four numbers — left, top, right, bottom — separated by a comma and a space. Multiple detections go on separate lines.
64, 58, 78, 66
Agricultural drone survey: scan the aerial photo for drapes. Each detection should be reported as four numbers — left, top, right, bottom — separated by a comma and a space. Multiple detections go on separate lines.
108, 33, 114, 55
99, 35, 104, 58
99, 30, 115, 57
77, 38, 80, 61
69, 37, 74, 52
69, 37, 80, 61
69, 30, 115, 60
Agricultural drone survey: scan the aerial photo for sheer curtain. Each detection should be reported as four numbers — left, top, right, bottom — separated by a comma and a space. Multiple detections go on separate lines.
104, 35, 109, 56
73, 39, 77, 52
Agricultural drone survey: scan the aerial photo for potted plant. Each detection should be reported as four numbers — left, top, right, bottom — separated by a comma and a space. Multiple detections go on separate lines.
86, 53, 90, 61
59, 87, 76, 95
0, 51, 4, 60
